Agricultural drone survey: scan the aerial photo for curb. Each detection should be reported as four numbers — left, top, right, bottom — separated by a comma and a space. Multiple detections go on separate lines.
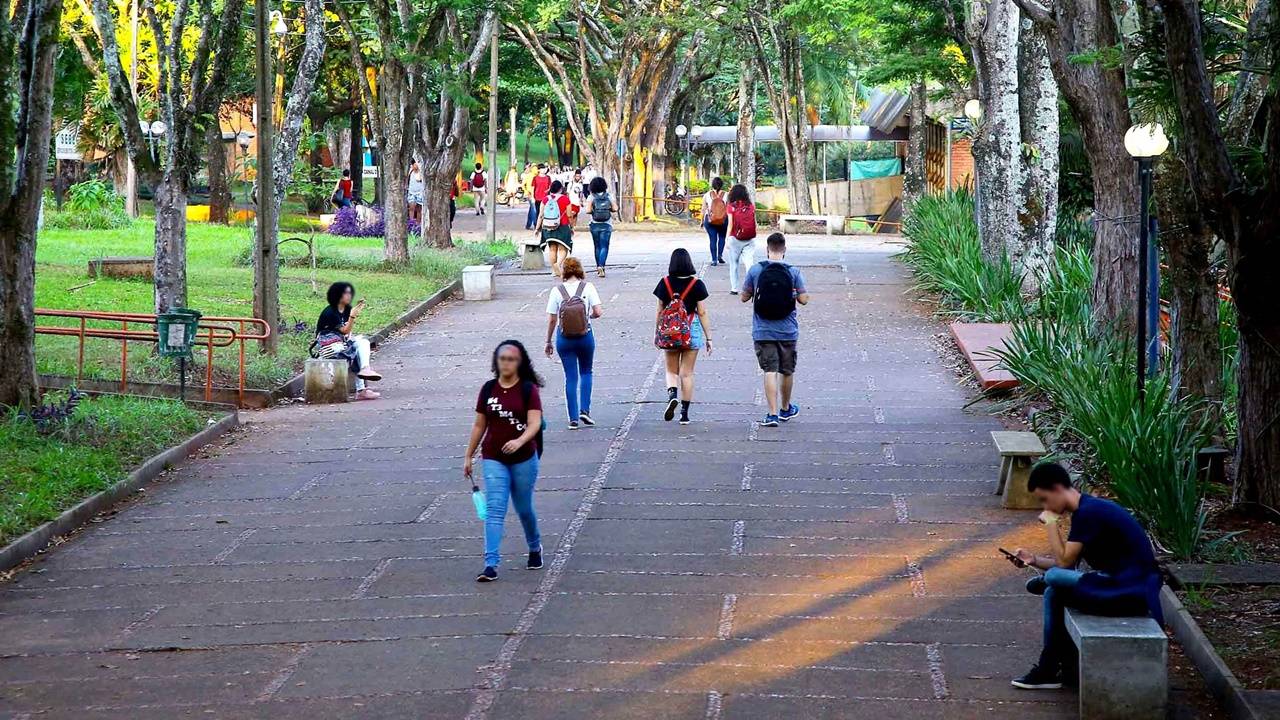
0, 410, 240, 573
1160, 585, 1265, 719
274, 280, 461, 401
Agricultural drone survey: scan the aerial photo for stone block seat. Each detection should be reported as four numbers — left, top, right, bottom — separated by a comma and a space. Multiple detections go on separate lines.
521, 239, 546, 270
304, 358, 349, 404
1065, 609, 1168, 720
991, 430, 1047, 509
779, 214, 844, 236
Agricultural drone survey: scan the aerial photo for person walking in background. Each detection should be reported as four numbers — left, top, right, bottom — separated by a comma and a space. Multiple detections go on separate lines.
314, 282, 383, 401
463, 340, 546, 583
407, 162, 424, 223
449, 175, 459, 226
545, 257, 603, 429
537, 180, 574, 278
702, 177, 729, 266
653, 249, 713, 425
740, 233, 808, 426
470, 162, 488, 215
523, 163, 539, 229
724, 183, 758, 294
586, 176, 615, 277
530, 164, 551, 231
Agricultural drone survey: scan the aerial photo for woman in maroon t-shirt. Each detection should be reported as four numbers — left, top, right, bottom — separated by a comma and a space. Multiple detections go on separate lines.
463, 340, 545, 582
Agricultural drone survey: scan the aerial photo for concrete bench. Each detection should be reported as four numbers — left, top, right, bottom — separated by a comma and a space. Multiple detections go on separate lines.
1065, 608, 1167, 719
991, 431, 1046, 509
88, 256, 154, 280
304, 358, 349, 404
462, 264, 496, 300
779, 214, 844, 236
520, 240, 546, 271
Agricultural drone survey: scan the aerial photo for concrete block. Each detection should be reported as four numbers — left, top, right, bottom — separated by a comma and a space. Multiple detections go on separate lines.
1066, 610, 1167, 720
992, 431, 1046, 509
521, 242, 546, 270
304, 359, 348, 404
462, 264, 495, 300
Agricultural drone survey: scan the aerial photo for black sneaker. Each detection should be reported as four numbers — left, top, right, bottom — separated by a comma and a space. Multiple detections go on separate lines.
1025, 575, 1048, 595
1011, 665, 1063, 690
527, 550, 543, 569
568, 420, 580, 430
476, 566, 498, 582
664, 398, 679, 422
579, 413, 595, 426
679, 415, 691, 425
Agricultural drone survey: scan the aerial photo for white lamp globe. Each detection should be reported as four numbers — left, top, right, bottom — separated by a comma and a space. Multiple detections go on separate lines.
963, 99, 982, 121
271, 11, 287, 35
675, 124, 687, 138
1124, 123, 1169, 158
150, 120, 168, 136
140, 119, 152, 134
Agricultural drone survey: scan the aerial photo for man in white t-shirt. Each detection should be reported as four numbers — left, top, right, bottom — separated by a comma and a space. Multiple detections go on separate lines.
544, 259, 604, 429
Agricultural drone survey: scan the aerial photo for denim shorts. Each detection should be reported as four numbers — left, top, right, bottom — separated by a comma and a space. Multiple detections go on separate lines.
690, 317, 705, 350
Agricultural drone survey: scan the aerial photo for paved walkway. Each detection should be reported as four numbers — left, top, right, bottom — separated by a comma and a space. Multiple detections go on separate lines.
0, 219, 1075, 718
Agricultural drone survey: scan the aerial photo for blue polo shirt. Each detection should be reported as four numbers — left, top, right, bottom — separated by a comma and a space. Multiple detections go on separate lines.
742, 261, 806, 341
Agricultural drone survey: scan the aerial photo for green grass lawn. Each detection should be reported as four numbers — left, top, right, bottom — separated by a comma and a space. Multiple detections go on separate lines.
35, 221, 515, 388
0, 394, 214, 546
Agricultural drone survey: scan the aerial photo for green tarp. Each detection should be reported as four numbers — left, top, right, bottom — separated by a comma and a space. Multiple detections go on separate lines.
849, 158, 902, 180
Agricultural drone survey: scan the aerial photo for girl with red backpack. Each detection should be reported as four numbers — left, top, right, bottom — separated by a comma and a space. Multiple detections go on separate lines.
724, 183, 758, 294
701, 177, 729, 266
653, 249, 714, 425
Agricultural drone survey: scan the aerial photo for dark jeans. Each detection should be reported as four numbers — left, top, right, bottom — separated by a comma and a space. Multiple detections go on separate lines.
555, 329, 595, 420
526, 200, 541, 229
589, 222, 612, 268
1038, 568, 1084, 672
704, 219, 727, 263
449, 198, 456, 224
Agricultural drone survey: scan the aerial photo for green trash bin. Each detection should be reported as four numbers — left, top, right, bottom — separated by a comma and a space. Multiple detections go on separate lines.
156, 308, 202, 358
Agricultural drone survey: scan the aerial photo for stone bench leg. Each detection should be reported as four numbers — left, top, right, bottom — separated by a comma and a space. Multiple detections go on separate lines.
1077, 635, 1168, 720
304, 359, 349, 404
521, 244, 545, 270
1000, 455, 1041, 509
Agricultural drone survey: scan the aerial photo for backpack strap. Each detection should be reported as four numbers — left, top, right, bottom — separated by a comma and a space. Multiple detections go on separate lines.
663, 276, 674, 298
557, 284, 570, 301
572, 281, 585, 299
676, 278, 698, 301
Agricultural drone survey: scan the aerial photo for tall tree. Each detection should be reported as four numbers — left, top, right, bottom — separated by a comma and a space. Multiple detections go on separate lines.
1152, 0, 1279, 507
1016, 0, 1138, 330
89, 0, 246, 312
1015, 18, 1058, 284
1, 0, 65, 409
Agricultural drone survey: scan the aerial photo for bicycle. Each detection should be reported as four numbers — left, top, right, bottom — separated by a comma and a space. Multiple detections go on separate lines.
664, 185, 688, 216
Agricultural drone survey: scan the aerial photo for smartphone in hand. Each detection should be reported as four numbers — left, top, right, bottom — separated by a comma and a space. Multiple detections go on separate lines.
999, 547, 1027, 568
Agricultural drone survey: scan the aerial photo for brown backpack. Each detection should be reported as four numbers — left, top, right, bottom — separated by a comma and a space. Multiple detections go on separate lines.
708, 190, 728, 225
557, 282, 590, 337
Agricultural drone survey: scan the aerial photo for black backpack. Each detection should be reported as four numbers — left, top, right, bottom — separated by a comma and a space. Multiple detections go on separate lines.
590, 192, 613, 222
753, 261, 796, 321
481, 379, 545, 457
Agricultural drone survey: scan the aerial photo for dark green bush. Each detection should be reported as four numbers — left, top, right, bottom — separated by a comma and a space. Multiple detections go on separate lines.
43, 180, 133, 230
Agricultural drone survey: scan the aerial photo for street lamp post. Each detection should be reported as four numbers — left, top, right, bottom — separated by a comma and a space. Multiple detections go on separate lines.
675, 124, 688, 196
140, 120, 167, 163
1124, 122, 1169, 403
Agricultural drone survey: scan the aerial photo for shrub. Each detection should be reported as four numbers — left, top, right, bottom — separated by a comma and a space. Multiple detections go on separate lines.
328, 206, 421, 238
899, 191, 1025, 322
43, 180, 133, 230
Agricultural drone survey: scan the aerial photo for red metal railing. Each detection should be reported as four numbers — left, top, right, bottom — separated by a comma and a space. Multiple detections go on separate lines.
34, 309, 271, 407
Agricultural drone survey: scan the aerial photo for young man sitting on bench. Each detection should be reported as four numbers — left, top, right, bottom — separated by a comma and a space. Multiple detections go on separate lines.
1008, 462, 1164, 690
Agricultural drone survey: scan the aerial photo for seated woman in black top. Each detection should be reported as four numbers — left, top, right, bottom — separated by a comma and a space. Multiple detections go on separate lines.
652, 248, 713, 425
316, 281, 383, 400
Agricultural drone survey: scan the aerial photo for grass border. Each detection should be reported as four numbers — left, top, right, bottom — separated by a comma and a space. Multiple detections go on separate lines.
1160, 585, 1269, 720
0, 410, 239, 572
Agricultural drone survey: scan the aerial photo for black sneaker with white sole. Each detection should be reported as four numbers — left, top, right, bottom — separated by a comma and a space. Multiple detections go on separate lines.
527, 550, 543, 569
579, 413, 595, 426
1011, 664, 1063, 689
664, 398, 679, 422
476, 566, 498, 582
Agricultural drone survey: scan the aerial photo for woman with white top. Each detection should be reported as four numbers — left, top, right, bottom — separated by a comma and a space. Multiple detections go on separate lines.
701, 177, 729, 266
407, 162, 425, 223
545, 257, 604, 429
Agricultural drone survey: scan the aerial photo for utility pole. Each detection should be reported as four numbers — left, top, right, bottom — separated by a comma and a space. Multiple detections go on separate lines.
253, 0, 279, 351
485, 27, 498, 242
125, 0, 139, 217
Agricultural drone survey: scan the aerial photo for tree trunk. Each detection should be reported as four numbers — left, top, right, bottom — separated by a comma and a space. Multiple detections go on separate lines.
268, 0, 326, 233
1020, 0, 1138, 332
967, 0, 1023, 265
1015, 18, 1059, 287
207, 122, 231, 224
903, 79, 928, 207
1155, 156, 1221, 432
420, 136, 468, 249
736, 65, 757, 194
152, 174, 189, 312
349, 107, 364, 200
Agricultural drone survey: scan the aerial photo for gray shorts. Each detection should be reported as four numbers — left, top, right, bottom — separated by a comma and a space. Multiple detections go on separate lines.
754, 340, 797, 375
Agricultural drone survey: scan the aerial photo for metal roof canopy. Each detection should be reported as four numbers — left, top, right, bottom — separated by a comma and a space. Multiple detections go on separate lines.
690, 123, 908, 144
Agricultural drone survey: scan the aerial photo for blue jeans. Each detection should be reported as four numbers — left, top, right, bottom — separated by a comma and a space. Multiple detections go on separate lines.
526, 200, 540, 229
1038, 567, 1084, 671
704, 220, 727, 263
482, 456, 541, 568
589, 223, 612, 268
556, 329, 595, 420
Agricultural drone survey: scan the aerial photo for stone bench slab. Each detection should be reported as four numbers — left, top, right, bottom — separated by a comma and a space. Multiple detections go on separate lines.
950, 322, 1018, 390
1066, 608, 1167, 720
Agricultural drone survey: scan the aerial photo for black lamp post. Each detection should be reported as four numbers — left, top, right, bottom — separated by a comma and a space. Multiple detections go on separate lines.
1124, 123, 1169, 403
